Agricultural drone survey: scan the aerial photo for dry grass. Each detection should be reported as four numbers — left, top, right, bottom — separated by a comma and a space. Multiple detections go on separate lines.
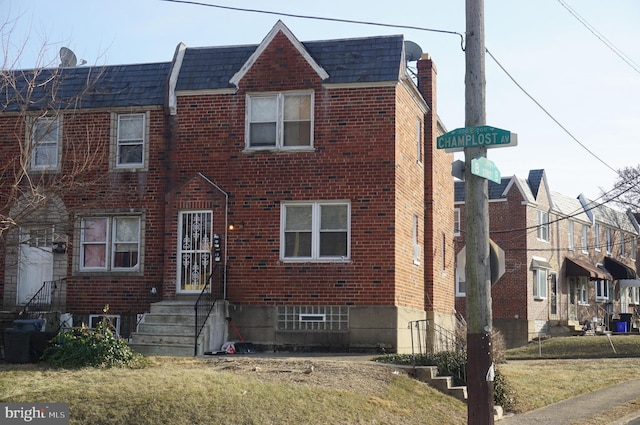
2, 335, 640, 424
0, 356, 467, 425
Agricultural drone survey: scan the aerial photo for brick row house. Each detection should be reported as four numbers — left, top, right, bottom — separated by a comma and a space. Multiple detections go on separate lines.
0, 21, 455, 355
454, 170, 640, 347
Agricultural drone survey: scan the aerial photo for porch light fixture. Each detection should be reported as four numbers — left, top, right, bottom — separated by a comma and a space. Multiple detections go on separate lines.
52, 241, 67, 254
228, 222, 244, 231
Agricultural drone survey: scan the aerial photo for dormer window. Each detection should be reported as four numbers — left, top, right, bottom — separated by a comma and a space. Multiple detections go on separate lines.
246, 91, 313, 150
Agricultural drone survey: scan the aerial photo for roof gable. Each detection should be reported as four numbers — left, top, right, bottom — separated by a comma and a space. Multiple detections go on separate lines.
229, 20, 329, 87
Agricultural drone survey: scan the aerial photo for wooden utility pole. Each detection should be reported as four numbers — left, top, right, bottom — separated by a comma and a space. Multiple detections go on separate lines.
465, 0, 494, 424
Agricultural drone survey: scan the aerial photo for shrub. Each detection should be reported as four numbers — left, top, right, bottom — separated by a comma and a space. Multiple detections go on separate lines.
493, 368, 518, 411
43, 319, 146, 369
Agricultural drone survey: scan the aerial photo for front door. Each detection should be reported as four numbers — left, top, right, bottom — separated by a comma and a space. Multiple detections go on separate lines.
568, 277, 577, 321
17, 227, 54, 304
177, 211, 213, 293
550, 272, 558, 318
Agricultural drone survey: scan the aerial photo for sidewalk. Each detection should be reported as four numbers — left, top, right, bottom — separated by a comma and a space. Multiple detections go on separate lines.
499, 378, 640, 424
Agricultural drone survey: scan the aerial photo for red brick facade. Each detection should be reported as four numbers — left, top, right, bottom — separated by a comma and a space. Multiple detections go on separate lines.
1, 23, 456, 352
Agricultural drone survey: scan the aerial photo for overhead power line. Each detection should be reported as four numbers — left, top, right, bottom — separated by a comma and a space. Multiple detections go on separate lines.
160, 0, 465, 50
160, 0, 621, 183
557, 0, 640, 76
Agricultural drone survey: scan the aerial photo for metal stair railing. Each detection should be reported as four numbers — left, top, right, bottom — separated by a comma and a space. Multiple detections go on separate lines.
409, 319, 466, 356
18, 277, 66, 333
194, 264, 225, 356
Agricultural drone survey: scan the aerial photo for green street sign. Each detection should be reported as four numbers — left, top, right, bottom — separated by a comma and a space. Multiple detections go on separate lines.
436, 125, 517, 152
471, 157, 501, 184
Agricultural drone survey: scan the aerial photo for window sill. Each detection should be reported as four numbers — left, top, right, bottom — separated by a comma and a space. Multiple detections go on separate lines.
534, 297, 547, 301
243, 146, 315, 154
578, 302, 590, 306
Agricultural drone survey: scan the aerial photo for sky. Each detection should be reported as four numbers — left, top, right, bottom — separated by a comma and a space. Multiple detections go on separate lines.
2, 0, 639, 201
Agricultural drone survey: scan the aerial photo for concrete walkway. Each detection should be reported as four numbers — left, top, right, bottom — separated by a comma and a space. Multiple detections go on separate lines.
499, 378, 640, 424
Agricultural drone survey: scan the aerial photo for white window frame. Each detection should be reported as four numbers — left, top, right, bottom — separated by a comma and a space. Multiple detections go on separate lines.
595, 279, 610, 302
455, 268, 466, 297
412, 214, 421, 265
89, 314, 121, 335
246, 91, 314, 151
454, 208, 461, 237
581, 224, 588, 253
631, 287, 640, 305
116, 113, 146, 168
280, 201, 350, 262
30, 116, 61, 170
578, 276, 589, 305
79, 215, 141, 271
537, 210, 549, 242
533, 268, 548, 300
568, 220, 574, 250
594, 223, 601, 251
606, 227, 612, 254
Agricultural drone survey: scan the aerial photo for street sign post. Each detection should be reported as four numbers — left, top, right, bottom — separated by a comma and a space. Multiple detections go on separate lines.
436, 125, 517, 152
471, 157, 501, 184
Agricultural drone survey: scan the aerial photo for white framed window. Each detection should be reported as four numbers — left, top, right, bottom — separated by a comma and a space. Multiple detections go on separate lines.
455, 268, 466, 297
412, 214, 421, 265
281, 201, 349, 261
606, 227, 612, 254
631, 237, 636, 260
246, 92, 313, 150
581, 224, 588, 253
533, 268, 548, 300
116, 113, 146, 167
568, 220, 574, 250
621, 233, 626, 258
578, 276, 589, 305
631, 287, 640, 305
594, 223, 601, 251
80, 216, 141, 271
30, 116, 60, 170
454, 208, 461, 236
595, 279, 610, 302
537, 210, 549, 242
416, 117, 423, 164
89, 314, 121, 335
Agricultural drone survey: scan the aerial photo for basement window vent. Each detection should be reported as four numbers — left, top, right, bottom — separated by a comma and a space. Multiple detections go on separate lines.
299, 314, 326, 322
89, 314, 121, 335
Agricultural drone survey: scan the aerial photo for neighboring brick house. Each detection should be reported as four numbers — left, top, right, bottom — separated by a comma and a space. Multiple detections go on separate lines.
455, 169, 639, 348
0, 21, 455, 354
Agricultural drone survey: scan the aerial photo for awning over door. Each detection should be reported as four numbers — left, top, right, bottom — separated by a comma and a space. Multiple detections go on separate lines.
565, 257, 612, 280
604, 256, 637, 280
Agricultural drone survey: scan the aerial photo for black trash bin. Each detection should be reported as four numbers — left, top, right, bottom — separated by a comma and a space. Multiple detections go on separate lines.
4, 319, 45, 363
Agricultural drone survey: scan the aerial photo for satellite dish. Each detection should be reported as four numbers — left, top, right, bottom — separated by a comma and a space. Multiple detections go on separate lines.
59, 47, 78, 67
404, 40, 423, 62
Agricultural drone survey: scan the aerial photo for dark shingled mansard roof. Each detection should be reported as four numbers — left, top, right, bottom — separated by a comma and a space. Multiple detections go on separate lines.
175, 35, 404, 91
2, 34, 405, 111
2, 62, 171, 112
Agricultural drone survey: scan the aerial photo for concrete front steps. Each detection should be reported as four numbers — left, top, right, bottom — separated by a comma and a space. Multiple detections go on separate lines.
128, 301, 199, 357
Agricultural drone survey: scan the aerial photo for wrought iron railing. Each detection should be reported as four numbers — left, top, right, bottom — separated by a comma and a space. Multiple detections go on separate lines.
408, 319, 466, 356
18, 277, 66, 332
194, 264, 225, 356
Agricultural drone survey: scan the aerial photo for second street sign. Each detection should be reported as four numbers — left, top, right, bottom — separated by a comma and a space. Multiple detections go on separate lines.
436, 125, 517, 152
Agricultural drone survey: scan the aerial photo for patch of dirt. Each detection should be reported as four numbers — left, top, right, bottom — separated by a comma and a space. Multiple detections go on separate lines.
202, 355, 411, 396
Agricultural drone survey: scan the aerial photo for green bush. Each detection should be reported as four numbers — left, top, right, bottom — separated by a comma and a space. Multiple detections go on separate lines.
43, 320, 146, 369
493, 368, 518, 411
375, 351, 518, 409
